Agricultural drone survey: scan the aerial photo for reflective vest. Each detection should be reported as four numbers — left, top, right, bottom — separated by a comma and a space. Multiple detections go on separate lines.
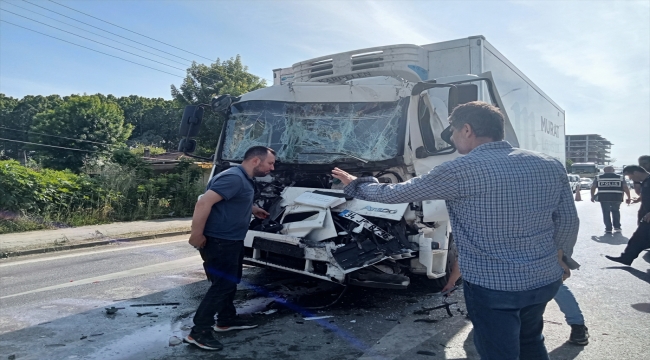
596, 173, 625, 202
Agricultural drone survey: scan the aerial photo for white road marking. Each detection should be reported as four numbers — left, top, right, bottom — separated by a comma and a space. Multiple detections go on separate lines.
0, 255, 201, 299
0, 238, 188, 268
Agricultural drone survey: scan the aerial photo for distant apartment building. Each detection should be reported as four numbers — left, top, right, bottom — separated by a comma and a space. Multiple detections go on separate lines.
565, 134, 612, 164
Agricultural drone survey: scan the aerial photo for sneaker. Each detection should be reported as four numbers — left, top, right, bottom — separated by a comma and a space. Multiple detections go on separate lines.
605, 255, 632, 266
184, 329, 223, 351
568, 324, 589, 345
614, 228, 622, 232
213, 317, 258, 332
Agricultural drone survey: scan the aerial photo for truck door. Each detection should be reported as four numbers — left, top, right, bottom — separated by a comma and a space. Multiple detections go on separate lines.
409, 72, 511, 222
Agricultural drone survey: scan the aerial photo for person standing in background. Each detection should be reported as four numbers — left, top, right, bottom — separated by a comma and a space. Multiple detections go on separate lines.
590, 166, 630, 233
606, 165, 650, 266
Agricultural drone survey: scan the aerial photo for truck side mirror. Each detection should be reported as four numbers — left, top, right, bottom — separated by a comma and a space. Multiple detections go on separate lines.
178, 138, 197, 153
178, 105, 204, 137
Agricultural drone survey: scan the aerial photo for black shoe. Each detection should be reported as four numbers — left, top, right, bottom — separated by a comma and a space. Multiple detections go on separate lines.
614, 228, 622, 232
605, 255, 632, 266
568, 325, 589, 345
184, 329, 223, 351
214, 316, 258, 332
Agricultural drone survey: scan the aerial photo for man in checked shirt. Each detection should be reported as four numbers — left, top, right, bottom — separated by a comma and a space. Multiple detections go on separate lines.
332, 101, 578, 360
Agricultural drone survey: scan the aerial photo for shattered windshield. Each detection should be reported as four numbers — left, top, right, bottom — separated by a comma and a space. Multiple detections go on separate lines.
221, 98, 408, 164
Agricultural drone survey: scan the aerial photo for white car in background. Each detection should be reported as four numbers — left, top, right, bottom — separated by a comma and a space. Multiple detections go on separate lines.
567, 174, 580, 193
579, 178, 593, 190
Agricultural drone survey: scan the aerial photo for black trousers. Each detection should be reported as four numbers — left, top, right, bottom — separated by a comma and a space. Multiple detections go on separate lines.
599, 201, 621, 230
192, 237, 244, 332
620, 223, 650, 262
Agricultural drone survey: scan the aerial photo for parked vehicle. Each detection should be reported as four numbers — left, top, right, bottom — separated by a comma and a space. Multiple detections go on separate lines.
178, 36, 566, 289
568, 174, 580, 193
580, 178, 593, 190
572, 162, 600, 179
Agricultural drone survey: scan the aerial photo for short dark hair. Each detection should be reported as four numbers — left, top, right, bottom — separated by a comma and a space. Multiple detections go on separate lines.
244, 146, 275, 161
639, 155, 650, 163
622, 165, 648, 174
449, 101, 505, 141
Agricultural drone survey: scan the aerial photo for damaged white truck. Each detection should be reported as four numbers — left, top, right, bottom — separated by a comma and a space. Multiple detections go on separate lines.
178, 36, 566, 290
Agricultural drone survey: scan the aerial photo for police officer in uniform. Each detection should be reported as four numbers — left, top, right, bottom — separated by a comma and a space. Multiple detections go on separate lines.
606, 165, 650, 266
590, 166, 630, 233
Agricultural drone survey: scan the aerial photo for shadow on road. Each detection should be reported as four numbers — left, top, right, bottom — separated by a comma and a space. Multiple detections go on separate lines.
590, 233, 629, 245
631, 303, 650, 313
643, 251, 650, 264
548, 342, 585, 360
604, 266, 650, 285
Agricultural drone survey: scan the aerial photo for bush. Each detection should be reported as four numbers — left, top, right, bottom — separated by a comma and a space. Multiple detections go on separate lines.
0, 159, 204, 233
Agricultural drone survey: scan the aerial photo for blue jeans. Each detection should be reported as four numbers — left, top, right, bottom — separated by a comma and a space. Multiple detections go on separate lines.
464, 279, 562, 360
599, 201, 621, 230
553, 283, 584, 325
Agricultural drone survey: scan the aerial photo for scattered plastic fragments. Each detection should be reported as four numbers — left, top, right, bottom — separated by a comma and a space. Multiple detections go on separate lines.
105, 307, 124, 314
169, 336, 183, 346
303, 316, 333, 321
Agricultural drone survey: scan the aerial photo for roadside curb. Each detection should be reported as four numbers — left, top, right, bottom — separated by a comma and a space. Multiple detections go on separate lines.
0, 230, 191, 259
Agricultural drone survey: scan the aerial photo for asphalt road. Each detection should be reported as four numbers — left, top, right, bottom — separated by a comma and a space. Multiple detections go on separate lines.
0, 190, 648, 360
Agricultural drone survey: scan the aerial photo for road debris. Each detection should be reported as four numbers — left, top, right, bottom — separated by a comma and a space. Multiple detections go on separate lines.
416, 350, 436, 356
414, 319, 438, 323
168, 336, 183, 346
79, 336, 87, 340
303, 316, 333, 321
130, 302, 180, 307
350, 320, 356, 323
258, 309, 278, 315
8, 355, 16, 360
105, 307, 124, 314
136, 312, 153, 317
90, 333, 104, 337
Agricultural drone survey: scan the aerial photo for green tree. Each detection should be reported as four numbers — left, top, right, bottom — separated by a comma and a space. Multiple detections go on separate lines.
171, 55, 266, 156
565, 158, 573, 172
30, 95, 132, 171
0, 94, 63, 161
116, 95, 181, 151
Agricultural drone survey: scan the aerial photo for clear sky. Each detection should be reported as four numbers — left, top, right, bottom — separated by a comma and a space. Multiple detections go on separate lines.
1, 0, 648, 165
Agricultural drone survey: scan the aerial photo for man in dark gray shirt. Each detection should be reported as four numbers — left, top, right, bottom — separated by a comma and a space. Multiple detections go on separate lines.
185, 146, 275, 351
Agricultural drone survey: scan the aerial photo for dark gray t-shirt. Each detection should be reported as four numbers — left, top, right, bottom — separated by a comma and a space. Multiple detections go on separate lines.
203, 166, 255, 240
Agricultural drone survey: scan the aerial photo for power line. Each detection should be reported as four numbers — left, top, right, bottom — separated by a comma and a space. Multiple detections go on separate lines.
46, 0, 214, 62
1, 8, 187, 72
2, 1, 189, 67
20, 0, 197, 64
0, 137, 108, 153
0, 20, 184, 78
0, 126, 112, 146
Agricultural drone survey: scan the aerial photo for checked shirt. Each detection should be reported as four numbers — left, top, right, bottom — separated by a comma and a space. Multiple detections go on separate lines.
344, 141, 579, 292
